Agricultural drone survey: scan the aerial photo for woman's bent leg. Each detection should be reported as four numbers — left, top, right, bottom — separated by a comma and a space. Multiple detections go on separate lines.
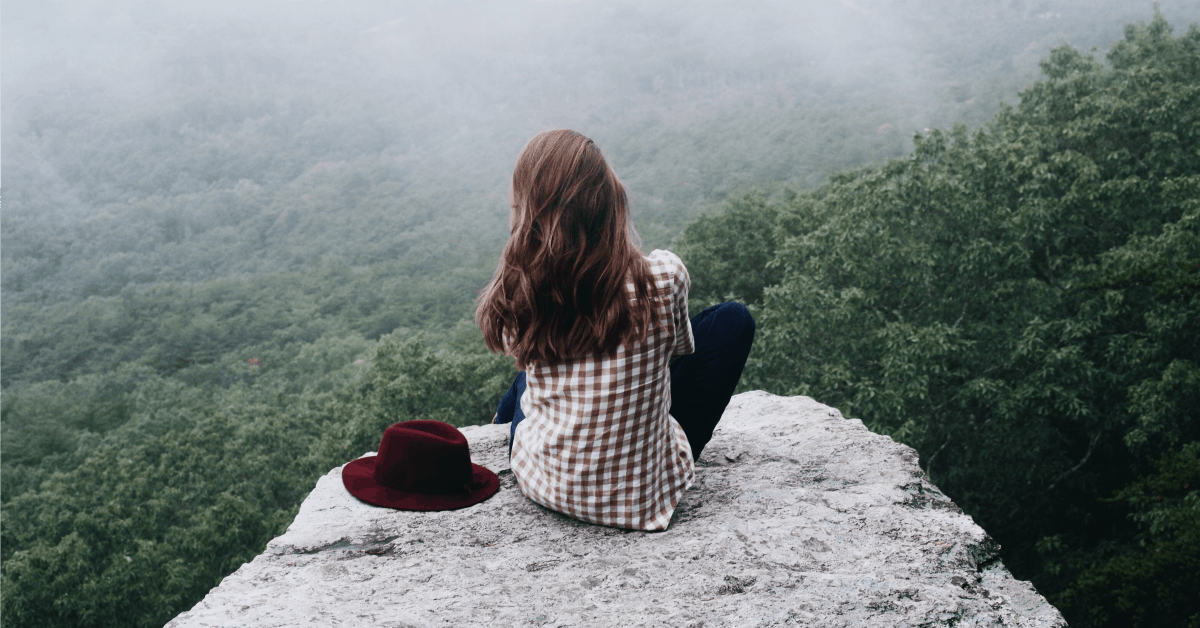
495, 372, 527, 453
669, 302, 756, 461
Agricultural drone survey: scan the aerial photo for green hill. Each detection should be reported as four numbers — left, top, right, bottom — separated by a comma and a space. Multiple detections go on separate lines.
3, 4, 1199, 627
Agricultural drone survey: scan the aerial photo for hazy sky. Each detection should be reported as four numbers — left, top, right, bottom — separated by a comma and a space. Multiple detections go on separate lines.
3, 0, 1199, 300
4, 0, 1198, 200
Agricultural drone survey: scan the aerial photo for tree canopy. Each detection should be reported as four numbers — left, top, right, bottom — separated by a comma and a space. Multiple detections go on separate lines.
677, 14, 1199, 627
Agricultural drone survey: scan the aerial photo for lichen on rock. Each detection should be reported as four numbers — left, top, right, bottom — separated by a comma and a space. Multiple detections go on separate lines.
167, 392, 1065, 627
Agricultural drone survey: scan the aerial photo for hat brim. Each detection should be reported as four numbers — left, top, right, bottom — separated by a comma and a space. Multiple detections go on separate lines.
341, 455, 500, 511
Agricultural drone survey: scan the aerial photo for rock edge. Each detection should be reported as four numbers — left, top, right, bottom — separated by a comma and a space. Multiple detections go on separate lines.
167, 391, 1065, 628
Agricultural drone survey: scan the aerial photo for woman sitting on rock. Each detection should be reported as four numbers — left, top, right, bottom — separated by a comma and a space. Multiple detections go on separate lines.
478, 129, 755, 531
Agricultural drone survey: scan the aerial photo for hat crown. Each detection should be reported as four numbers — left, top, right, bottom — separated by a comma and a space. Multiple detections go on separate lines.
373, 420, 473, 493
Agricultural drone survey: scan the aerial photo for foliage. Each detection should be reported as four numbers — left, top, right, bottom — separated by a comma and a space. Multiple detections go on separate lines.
684, 14, 1199, 628
673, 193, 784, 313
0, 330, 513, 627
310, 330, 517, 467
1055, 443, 1200, 628
0, 258, 491, 388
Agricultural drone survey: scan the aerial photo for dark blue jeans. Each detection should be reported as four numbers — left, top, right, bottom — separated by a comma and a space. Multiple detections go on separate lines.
494, 302, 756, 461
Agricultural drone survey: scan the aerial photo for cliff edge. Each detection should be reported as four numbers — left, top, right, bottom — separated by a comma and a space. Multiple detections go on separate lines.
166, 391, 1065, 627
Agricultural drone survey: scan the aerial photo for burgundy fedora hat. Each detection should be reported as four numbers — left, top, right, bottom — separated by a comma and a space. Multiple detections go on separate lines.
342, 420, 499, 511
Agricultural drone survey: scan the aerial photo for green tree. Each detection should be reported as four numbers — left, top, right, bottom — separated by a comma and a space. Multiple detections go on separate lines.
673, 193, 784, 313
686, 14, 1199, 626
1, 328, 514, 628
1055, 443, 1200, 628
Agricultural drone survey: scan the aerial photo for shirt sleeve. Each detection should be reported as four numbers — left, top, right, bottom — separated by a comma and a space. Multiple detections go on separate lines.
669, 253, 694, 357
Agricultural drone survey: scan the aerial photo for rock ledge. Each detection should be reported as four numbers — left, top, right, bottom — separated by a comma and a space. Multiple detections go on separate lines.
167, 392, 1064, 628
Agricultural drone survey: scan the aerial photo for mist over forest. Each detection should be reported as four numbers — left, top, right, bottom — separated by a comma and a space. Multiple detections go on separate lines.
9, 0, 1198, 295
3, 1, 1199, 627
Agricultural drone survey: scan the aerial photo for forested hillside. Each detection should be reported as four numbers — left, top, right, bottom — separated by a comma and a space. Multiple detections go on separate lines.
3, 1, 1199, 627
679, 16, 1200, 627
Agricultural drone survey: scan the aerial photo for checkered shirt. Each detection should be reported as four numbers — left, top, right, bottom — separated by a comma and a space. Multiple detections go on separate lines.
510, 249, 695, 531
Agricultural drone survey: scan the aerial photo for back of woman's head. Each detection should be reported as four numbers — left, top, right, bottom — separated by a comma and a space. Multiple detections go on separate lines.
477, 130, 655, 369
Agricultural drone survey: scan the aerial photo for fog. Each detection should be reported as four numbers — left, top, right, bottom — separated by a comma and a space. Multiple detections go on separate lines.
9, 0, 1194, 168
3, 0, 1198, 280
7, 0, 925, 174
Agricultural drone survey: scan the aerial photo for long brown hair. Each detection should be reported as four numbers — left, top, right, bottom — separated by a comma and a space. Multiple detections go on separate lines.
477, 130, 656, 369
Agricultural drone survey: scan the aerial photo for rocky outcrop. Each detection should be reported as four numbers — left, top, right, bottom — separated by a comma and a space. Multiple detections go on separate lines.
167, 392, 1065, 627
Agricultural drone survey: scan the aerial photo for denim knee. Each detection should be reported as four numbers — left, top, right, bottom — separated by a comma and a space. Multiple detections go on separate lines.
708, 301, 756, 335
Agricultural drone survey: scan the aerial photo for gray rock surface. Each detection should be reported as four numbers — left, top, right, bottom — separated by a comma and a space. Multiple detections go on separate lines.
167, 392, 1065, 627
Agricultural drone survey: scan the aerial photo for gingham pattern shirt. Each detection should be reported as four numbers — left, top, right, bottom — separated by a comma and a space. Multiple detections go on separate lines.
510, 249, 695, 531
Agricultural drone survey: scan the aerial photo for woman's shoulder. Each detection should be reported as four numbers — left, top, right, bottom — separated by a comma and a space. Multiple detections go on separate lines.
645, 249, 689, 294
645, 249, 687, 274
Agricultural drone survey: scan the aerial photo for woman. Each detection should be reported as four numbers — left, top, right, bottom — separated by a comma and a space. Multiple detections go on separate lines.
478, 130, 755, 531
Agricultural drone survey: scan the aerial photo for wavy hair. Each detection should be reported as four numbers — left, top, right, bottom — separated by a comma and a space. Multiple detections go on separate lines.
477, 130, 656, 369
